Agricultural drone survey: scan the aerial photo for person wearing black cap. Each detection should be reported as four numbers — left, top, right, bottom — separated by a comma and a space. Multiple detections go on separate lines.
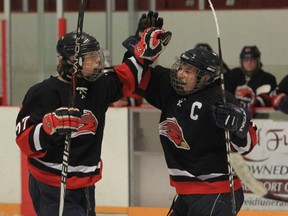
225, 45, 277, 116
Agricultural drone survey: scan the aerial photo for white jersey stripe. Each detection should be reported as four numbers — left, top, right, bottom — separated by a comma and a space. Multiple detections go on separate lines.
35, 158, 101, 173
34, 123, 43, 151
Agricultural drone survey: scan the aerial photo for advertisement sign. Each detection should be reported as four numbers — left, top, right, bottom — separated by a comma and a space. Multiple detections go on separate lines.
242, 119, 288, 210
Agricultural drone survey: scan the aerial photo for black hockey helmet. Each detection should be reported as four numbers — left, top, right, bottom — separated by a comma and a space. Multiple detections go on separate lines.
171, 47, 221, 95
240, 45, 261, 59
56, 31, 104, 82
240, 45, 262, 74
194, 43, 213, 52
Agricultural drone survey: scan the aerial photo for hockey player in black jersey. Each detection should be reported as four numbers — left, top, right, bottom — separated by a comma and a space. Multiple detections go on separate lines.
15, 27, 171, 215
125, 43, 257, 214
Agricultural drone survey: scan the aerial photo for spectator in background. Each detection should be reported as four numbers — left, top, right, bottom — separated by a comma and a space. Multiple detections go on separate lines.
225, 45, 277, 116
103, 49, 143, 107
271, 75, 288, 114
194, 43, 230, 75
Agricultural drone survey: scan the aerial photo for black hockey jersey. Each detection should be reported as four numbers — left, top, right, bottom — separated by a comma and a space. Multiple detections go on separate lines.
225, 67, 277, 95
15, 58, 142, 189
137, 65, 257, 194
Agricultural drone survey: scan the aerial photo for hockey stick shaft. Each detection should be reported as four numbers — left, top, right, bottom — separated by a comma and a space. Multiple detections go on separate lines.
207, 0, 288, 208
208, 1, 237, 215
58, 1, 85, 215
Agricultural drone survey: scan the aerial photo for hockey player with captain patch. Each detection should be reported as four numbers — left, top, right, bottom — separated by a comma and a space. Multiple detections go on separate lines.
123, 11, 258, 216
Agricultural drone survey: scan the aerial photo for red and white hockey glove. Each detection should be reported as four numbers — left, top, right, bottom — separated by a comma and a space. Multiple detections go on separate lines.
235, 85, 257, 116
42, 107, 81, 135
272, 93, 288, 114
122, 27, 172, 65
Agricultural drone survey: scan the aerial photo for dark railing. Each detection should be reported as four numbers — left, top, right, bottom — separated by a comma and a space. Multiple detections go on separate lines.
1, 0, 288, 12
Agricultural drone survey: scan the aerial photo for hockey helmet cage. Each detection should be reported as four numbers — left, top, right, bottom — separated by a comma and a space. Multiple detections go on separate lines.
171, 47, 220, 95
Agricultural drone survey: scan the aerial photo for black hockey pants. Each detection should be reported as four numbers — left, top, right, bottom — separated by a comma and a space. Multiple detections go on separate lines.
168, 188, 244, 216
29, 173, 96, 216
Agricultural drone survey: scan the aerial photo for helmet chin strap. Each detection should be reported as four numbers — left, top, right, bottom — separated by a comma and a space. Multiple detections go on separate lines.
57, 60, 74, 83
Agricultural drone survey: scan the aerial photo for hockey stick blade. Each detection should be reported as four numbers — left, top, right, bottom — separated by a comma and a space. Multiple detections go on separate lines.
230, 152, 288, 203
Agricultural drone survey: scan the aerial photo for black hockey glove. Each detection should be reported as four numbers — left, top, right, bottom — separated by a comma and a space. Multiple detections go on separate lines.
135, 11, 164, 36
42, 107, 81, 135
122, 27, 172, 65
211, 102, 251, 138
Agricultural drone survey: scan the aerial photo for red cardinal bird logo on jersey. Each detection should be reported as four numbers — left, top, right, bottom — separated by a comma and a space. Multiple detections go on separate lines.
72, 110, 98, 137
159, 117, 190, 150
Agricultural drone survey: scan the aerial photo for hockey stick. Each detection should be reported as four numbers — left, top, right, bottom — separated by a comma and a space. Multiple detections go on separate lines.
230, 152, 288, 202
58, 0, 85, 215
208, 0, 288, 208
207, 1, 237, 215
